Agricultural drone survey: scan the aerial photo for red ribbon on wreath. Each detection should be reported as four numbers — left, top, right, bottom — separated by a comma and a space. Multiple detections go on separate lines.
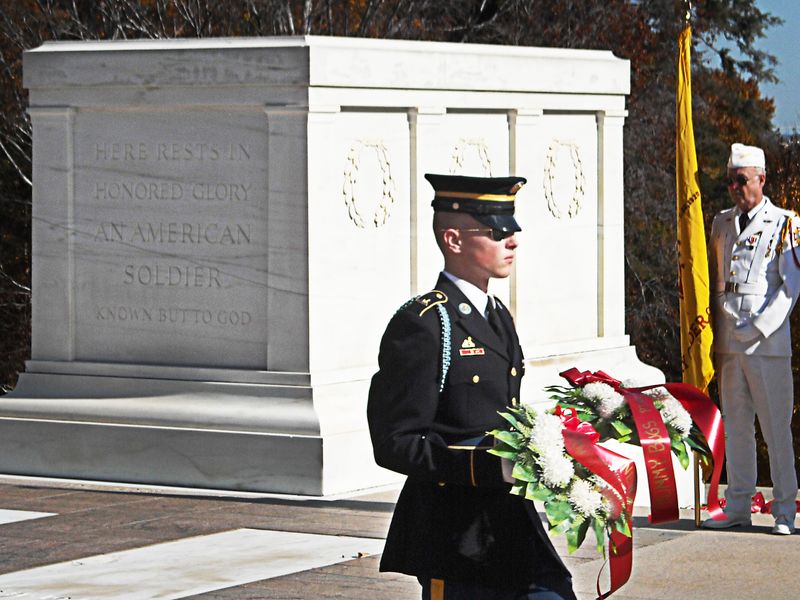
559, 368, 726, 523
556, 406, 636, 599
655, 381, 726, 521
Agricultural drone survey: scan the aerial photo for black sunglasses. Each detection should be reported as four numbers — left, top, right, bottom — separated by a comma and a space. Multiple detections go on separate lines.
441, 228, 515, 242
727, 173, 759, 187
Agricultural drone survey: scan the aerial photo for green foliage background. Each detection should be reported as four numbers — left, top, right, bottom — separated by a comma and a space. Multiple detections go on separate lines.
1, 0, 798, 484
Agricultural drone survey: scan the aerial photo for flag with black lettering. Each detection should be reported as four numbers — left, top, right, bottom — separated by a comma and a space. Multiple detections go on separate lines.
676, 26, 714, 392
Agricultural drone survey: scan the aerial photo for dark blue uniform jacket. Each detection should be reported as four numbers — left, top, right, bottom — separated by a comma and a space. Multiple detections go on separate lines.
367, 274, 574, 596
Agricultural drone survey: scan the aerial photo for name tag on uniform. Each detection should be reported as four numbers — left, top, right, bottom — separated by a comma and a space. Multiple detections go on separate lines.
459, 348, 485, 356
459, 336, 484, 356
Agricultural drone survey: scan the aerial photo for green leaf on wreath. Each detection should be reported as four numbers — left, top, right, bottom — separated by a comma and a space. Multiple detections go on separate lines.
544, 385, 572, 395
526, 481, 552, 501
566, 517, 590, 554
496, 411, 529, 433
510, 483, 526, 496
544, 500, 573, 526
592, 517, 606, 556
553, 518, 573, 535
671, 439, 690, 470
512, 461, 537, 483
688, 426, 711, 451
685, 433, 710, 457
487, 445, 519, 460
613, 517, 632, 538
610, 420, 633, 436
491, 429, 523, 450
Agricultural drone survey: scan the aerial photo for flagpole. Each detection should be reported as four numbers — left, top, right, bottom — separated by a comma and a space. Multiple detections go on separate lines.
676, 0, 707, 527
694, 453, 701, 526
684, 0, 702, 528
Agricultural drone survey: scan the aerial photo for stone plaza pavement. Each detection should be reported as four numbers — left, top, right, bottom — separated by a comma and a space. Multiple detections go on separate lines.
0, 475, 797, 599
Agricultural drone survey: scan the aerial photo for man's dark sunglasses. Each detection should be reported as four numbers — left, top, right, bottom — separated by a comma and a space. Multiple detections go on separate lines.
727, 173, 759, 187
440, 227, 515, 242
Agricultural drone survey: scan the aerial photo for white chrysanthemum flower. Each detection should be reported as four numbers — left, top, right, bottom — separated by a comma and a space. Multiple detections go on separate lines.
582, 382, 626, 419
660, 396, 693, 436
645, 387, 692, 436
529, 412, 566, 454
568, 479, 605, 517
539, 451, 575, 488
527, 413, 573, 487
644, 386, 669, 400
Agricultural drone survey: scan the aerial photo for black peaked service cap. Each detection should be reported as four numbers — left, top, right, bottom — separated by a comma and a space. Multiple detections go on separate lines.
425, 173, 526, 232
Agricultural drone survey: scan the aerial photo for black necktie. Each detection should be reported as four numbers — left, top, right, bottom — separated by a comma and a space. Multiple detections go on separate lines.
739, 212, 749, 232
486, 300, 508, 347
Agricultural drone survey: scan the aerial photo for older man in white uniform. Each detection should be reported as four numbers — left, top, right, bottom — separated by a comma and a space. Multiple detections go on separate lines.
703, 143, 800, 535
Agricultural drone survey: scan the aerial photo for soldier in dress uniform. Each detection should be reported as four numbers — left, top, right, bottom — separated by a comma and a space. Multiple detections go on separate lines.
702, 143, 800, 535
367, 174, 576, 599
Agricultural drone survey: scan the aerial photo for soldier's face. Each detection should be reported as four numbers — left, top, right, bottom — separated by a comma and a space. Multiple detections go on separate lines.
727, 167, 764, 212
458, 219, 518, 282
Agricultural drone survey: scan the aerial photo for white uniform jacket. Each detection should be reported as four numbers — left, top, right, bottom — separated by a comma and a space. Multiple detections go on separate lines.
709, 196, 800, 356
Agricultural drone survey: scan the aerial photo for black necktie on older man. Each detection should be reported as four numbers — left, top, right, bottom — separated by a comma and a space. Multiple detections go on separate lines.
739, 212, 750, 232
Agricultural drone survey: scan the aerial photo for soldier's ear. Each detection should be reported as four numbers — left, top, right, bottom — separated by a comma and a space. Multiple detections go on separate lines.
442, 228, 462, 254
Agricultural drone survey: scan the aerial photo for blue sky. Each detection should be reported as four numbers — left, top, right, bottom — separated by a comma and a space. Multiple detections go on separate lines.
755, 0, 800, 132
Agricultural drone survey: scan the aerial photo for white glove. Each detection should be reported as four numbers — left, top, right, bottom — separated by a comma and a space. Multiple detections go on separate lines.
501, 458, 515, 484
721, 302, 740, 321
733, 321, 761, 342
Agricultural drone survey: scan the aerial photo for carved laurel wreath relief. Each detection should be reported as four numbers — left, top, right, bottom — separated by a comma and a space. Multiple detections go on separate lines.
449, 138, 493, 176
543, 140, 585, 219
342, 140, 397, 228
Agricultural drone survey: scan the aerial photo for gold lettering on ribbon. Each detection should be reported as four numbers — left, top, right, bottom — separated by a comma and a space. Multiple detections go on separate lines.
625, 392, 679, 523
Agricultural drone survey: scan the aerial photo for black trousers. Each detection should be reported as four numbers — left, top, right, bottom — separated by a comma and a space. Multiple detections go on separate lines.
419, 577, 573, 600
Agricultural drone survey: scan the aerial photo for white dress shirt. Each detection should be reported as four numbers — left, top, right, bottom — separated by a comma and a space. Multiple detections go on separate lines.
441, 271, 493, 318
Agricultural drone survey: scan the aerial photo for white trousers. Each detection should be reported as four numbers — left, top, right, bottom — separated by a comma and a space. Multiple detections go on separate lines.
717, 353, 798, 521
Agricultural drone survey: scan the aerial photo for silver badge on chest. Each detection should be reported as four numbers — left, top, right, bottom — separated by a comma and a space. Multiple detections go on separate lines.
458, 302, 472, 315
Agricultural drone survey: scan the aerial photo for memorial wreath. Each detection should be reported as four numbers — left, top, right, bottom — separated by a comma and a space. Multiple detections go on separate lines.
489, 368, 726, 598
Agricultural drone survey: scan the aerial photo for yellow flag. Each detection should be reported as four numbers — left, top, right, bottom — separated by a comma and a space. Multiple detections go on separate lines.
676, 26, 714, 392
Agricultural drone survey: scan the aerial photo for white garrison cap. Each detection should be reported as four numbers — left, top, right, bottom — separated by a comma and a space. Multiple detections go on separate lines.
728, 143, 765, 169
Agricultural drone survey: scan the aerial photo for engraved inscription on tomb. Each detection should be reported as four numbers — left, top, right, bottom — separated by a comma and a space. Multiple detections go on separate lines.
74, 119, 267, 345
93, 222, 251, 246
